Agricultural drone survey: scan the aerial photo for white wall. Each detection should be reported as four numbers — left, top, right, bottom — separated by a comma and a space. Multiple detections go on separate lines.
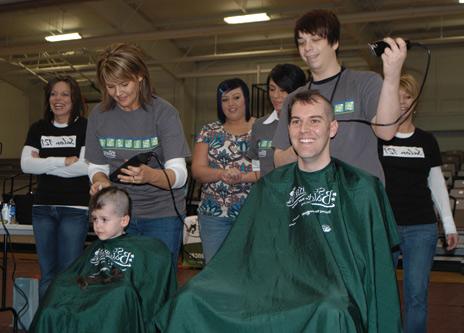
406, 46, 464, 151
0, 81, 30, 158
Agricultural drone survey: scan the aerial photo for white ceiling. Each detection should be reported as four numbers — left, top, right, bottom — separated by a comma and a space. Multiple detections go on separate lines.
0, 0, 464, 100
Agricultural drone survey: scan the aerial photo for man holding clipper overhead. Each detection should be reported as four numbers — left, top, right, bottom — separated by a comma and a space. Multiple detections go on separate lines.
273, 9, 407, 183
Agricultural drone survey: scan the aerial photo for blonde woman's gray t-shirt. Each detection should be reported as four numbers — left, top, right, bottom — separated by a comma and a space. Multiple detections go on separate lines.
85, 96, 191, 218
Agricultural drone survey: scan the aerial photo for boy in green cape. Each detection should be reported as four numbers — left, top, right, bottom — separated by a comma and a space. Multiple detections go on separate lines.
30, 187, 176, 333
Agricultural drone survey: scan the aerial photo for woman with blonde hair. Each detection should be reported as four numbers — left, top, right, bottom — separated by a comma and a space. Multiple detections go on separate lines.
85, 43, 190, 265
378, 73, 459, 333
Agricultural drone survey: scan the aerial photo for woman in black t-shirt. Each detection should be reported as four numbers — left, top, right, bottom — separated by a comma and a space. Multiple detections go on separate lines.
21, 76, 90, 299
378, 74, 458, 333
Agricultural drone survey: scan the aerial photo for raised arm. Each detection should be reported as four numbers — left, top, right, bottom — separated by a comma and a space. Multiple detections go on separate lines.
372, 37, 408, 140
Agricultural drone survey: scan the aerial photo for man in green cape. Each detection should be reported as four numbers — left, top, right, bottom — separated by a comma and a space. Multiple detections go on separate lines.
155, 90, 401, 332
30, 187, 177, 333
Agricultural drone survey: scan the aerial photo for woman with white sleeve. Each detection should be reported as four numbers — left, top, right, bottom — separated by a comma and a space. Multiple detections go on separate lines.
21, 76, 90, 299
85, 43, 190, 266
378, 74, 459, 333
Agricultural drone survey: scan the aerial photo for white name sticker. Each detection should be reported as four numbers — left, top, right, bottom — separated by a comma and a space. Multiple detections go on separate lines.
383, 145, 425, 158
41, 135, 77, 148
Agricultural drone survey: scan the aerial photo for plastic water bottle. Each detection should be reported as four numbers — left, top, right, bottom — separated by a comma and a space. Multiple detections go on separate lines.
1, 202, 10, 223
9, 198, 16, 224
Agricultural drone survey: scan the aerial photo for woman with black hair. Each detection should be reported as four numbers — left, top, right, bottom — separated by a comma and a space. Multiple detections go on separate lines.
21, 76, 90, 299
249, 64, 306, 176
192, 78, 257, 263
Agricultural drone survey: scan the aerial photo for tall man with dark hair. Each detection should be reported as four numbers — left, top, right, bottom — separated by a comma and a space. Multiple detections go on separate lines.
156, 90, 401, 333
273, 9, 408, 183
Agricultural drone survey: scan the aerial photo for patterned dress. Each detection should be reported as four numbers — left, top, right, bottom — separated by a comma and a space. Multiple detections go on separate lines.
196, 121, 253, 219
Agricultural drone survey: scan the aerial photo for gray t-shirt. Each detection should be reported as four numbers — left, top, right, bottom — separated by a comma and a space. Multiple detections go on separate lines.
273, 68, 384, 183
248, 113, 278, 177
85, 96, 191, 218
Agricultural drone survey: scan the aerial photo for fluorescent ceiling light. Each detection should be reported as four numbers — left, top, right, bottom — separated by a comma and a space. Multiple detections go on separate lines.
45, 32, 82, 42
224, 13, 270, 24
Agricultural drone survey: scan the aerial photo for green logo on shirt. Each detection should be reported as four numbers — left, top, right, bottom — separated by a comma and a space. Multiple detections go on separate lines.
334, 100, 355, 114
133, 140, 142, 149
99, 137, 159, 150
106, 138, 115, 147
258, 140, 272, 149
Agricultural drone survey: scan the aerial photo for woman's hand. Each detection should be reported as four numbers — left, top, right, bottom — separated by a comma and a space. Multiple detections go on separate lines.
446, 233, 459, 251
65, 156, 79, 166
117, 164, 151, 184
90, 172, 112, 195
90, 180, 111, 195
221, 168, 243, 185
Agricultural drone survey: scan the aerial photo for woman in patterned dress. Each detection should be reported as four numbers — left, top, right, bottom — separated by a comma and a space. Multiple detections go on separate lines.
192, 78, 258, 263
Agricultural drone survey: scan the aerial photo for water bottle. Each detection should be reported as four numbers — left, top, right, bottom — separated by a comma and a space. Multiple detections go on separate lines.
2, 202, 10, 223
9, 198, 16, 224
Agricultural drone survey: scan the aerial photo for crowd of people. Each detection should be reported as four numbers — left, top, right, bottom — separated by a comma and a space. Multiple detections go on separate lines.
22, 8, 460, 333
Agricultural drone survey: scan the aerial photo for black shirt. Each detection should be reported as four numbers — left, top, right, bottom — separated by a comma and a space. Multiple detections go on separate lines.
378, 128, 441, 225
24, 117, 90, 206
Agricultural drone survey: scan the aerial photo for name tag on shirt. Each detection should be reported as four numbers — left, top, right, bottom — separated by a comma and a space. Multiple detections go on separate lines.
41, 135, 76, 148
383, 145, 425, 158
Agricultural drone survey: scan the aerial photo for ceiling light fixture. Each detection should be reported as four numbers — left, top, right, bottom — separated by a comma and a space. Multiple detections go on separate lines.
45, 32, 82, 42
460, 0, 464, 3
224, 13, 270, 24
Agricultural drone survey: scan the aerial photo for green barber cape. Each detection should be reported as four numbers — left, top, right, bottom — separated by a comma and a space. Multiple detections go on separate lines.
155, 159, 401, 333
30, 234, 176, 333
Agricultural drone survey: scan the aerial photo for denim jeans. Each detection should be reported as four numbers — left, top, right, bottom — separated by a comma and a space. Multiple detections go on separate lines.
395, 223, 438, 333
198, 214, 234, 264
32, 205, 89, 299
126, 215, 183, 268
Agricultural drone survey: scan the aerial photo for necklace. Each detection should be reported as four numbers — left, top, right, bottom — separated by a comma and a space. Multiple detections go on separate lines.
307, 67, 345, 103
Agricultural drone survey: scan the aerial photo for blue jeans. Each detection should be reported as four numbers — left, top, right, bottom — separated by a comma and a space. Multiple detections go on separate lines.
395, 223, 438, 333
32, 206, 89, 299
198, 214, 234, 264
126, 215, 183, 267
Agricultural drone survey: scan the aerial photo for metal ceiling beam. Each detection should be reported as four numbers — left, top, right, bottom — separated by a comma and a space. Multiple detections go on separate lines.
10, 34, 464, 76
175, 61, 368, 79
0, 0, 94, 12
0, 5, 464, 56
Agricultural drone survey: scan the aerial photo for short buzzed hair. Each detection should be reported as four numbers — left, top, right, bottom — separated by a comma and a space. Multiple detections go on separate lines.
288, 90, 335, 123
89, 186, 131, 218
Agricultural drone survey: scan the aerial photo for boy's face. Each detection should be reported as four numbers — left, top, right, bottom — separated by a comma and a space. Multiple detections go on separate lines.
296, 32, 338, 73
91, 204, 129, 241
